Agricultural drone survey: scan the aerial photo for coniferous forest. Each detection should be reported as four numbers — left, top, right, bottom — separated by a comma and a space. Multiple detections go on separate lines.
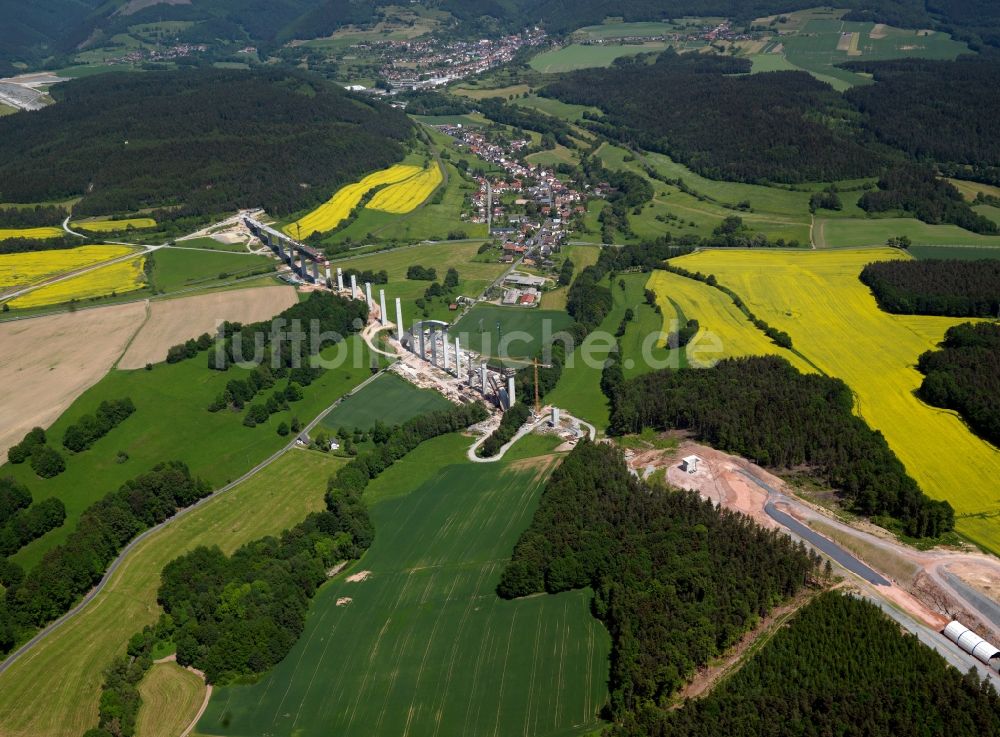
860, 259, 1000, 317
917, 322, 1000, 447
498, 441, 817, 731
659, 591, 1000, 737
0, 69, 412, 219
609, 356, 954, 537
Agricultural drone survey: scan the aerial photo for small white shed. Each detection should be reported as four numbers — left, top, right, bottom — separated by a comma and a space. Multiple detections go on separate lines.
681, 455, 701, 474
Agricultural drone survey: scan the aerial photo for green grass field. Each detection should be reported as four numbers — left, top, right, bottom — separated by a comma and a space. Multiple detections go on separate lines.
529, 42, 668, 73
176, 236, 254, 253
320, 372, 451, 431
199, 433, 610, 737
776, 17, 969, 90
813, 217, 1000, 248
151, 248, 274, 293
0, 449, 342, 737
593, 144, 814, 244
908, 244, 1000, 260
545, 273, 674, 430
329, 241, 507, 323
452, 304, 575, 361
5, 336, 379, 569
515, 95, 602, 123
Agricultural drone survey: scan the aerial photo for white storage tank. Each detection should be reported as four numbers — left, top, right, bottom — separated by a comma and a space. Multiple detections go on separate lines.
943, 620, 1000, 668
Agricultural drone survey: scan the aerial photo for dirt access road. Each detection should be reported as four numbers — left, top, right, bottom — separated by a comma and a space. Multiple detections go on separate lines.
628, 440, 1000, 683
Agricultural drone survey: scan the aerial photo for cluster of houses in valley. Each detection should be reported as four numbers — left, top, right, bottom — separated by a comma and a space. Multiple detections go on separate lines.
437, 123, 597, 307
356, 28, 546, 91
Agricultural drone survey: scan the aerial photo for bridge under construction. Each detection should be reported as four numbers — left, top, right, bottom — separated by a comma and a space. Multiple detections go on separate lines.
243, 215, 331, 285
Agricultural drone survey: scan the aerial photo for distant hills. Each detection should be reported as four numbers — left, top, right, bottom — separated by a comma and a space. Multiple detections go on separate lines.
2, 0, 999, 73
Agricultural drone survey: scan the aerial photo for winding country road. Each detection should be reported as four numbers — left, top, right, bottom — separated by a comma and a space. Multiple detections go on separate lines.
0, 366, 388, 676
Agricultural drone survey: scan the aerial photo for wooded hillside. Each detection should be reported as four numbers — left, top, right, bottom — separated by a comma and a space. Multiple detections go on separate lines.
0, 68, 411, 219
543, 51, 880, 183
860, 259, 1000, 316
498, 441, 816, 728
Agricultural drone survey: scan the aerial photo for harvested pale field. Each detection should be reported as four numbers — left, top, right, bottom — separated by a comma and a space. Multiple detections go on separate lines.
285, 164, 421, 238
71, 217, 157, 233
9, 256, 146, 308
118, 285, 298, 368
0, 227, 63, 241
870, 23, 887, 39
136, 662, 205, 737
0, 245, 135, 291
366, 162, 443, 213
0, 302, 146, 461
674, 248, 1000, 553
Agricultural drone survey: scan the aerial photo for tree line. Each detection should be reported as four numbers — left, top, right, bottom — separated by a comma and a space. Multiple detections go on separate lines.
657, 591, 1000, 737
917, 322, 1000, 447
608, 356, 955, 538
62, 398, 135, 453
858, 165, 998, 234
82, 402, 487, 737
0, 477, 65, 558
860, 258, 1000, 317
0, 462, 209, 654
7, 426, 66, 479
497, 441, 817, 729
478, 402, 530, 457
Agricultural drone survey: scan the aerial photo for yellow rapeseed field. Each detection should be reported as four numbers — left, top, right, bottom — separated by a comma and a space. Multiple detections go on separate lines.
9, 255, 147, 309
0, 245, 136, 290
284, 164, 421, 239
673, 248, 1000, 552
367, 162, 443, 213
646, 269, 814, 373
71, 217, 157, 233
0, 226, 64, 241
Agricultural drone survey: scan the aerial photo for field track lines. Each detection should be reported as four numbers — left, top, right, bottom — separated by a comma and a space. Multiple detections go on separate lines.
462, 614, 496, 734
286, 595, 349, 730
320, 575, 402, 726
399, 569, 464, 737
585, 603, 596, 719
345, 617, 393, 732
431, 563, 496, 737
345, 570, 420, 732
492, 609, 520, 737
375, 570, 441, 735
523, 606, 544, 737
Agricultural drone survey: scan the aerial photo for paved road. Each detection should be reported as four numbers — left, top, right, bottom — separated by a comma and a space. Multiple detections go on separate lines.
764, 500, 889, 586
0, 366, 388, 676
736, 469, 889, 585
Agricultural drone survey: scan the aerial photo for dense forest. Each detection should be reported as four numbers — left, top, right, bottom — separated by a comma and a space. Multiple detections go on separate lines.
543, 51, 880, 183
860, 259, 1000, 316
917, 322, 1000, 447
609, 356, 954, 537
498, 441, 817, 728
0, 477, 66, 558
0, 69, 411, 219
845, 56, 1000, 183
858, 166, 998, 234
0, 462, 209, 653
658, 591, 1000, 737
